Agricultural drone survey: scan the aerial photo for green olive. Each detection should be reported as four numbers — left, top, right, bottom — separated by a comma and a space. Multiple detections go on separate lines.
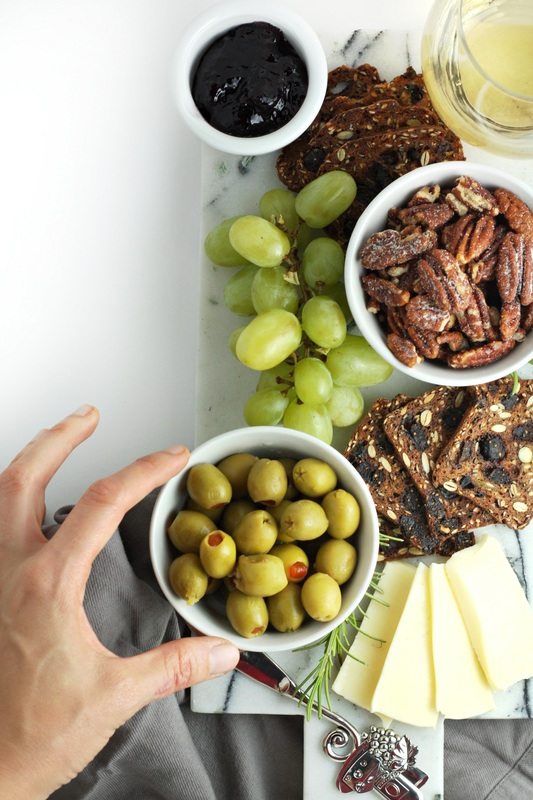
267, 584, 305, 632
314, 539, 357, 585
247, 458, 287, 507
292, 458, 337, 498
221, 500, 256, 533
187, 463, 232, 509
216, 452, 258, 499
322, 489, 360, 539
199, 530, 237, 579
232, 510, 278, 555
234, 554, 288, 596
301, 573, 342, 621
226, 590, 269, 638
168, 553, 208, 605
280, 457, 298, 500
270, 543, 309, 583
167, 510, 216, 553
279, 499, 329, 541
185, 497, 223, 523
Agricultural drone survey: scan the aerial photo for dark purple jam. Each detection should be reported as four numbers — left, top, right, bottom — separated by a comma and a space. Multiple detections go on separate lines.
192, 21, 308, 138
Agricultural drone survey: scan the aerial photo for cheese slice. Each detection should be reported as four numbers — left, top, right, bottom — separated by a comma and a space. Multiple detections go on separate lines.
445, 535, 533, 691
429, 563, 494, 718
332, 561, 416, 724
371, 563, 438, 727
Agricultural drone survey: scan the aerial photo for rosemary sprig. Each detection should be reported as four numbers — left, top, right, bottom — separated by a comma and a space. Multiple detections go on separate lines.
295, 568, 387, 720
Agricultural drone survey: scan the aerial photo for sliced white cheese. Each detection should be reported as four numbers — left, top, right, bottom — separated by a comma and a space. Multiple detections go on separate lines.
429, 563, 494, 718
332, 561, 416, 725
445, 535, 533, 691
371, 563, 438, 727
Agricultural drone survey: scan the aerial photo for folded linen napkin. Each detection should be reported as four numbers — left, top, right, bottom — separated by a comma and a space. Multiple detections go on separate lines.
45, 495, 532, 800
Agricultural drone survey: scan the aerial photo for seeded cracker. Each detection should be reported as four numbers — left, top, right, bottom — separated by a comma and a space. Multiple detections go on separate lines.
383, 387, 494, 547
433, 377, 533, 529
344, 396, 440, 557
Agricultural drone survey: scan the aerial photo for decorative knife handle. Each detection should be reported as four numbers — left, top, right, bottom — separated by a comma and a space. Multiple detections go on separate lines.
327, 726, 428, 799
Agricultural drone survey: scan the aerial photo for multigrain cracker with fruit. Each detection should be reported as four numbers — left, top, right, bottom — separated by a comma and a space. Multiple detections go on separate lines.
383, 387, 494, 543
433, 377, 533, 528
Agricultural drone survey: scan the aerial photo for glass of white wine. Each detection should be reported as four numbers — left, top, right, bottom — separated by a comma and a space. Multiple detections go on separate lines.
422, 0, 533, 157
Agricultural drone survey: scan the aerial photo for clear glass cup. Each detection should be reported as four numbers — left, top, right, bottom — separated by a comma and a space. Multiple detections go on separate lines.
422, 0, 533, 157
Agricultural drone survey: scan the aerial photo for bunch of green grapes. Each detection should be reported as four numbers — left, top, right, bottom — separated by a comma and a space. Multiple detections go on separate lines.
204, 171, 392, 444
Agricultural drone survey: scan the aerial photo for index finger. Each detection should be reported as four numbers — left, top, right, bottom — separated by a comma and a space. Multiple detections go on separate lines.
48, 445, 190, 580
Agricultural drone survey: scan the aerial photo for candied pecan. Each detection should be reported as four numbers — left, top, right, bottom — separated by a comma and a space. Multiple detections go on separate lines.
448, 215, 496, 265
405, 325, 440, 359
436, 331, 468, 352
445, 176, 499, 217
494, 188, 533, 237
467, 253, 498, 284
387, 264, 409, 278
387, 306, 408, 336
417, 257, 451, 310
497, 232, 525, 303
520, 236, 533, 305
395, 202, 454, 230
447, 339, 516, 368
404, 294, 451, 331
425, 249, 473, 312
407, 184, 441, 206
359, 228, 437, 270
441, 213, 475, 252
362, 274, 410, 306
523, 304, 533, 332
514, 328, 526, 342
472, 285, 496, 342
500, 299, 522, 340
367, 297, 381, 314
456, 306, 486, 343
387, 333, 422, 367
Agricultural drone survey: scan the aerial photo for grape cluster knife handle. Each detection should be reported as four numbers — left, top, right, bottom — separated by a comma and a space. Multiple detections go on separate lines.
236, 651, 428, 799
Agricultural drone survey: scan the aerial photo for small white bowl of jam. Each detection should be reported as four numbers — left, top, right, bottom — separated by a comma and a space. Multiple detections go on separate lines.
175, 0, 328, 155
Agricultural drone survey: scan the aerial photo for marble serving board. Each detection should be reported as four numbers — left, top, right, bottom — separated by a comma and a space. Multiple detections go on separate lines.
193, 28, 533, 800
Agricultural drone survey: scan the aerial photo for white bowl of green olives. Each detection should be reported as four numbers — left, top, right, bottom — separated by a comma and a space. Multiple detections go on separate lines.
150, 426, 378, 652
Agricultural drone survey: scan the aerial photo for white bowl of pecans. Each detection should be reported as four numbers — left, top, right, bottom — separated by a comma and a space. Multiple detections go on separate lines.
344, 161, 533, 387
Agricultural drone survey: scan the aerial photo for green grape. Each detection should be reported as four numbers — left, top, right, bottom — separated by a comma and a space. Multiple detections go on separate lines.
301, 296, 347, 349
228, 326, 246, 357
204, 216, 251, 267
301, 237, 344, 292
244, 389, 289, 426
223, 264, 259, 316
326, 335, 393, 387
283, 400, 333, 444
251, 267, 299, 314
236, 309, 302, 371
294, 358, 333, 405
256, 361, 294, 391
326, 386, 364, 427
259, 189, 299, 234
295, 172, 357, 229
326, 282, 352, 323
229, 215, 290, 267
296, 223, 326, 257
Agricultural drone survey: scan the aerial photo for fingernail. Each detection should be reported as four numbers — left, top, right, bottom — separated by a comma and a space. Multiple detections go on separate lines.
209, 643, 239, 676
71, 404, 95, 417
166, 444, 187, 455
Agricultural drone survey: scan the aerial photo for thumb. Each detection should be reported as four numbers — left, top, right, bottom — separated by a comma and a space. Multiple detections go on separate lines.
124, 636, 240, 711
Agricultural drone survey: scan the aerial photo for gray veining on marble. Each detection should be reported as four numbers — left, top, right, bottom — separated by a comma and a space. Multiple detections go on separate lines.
194, 27, 533, 800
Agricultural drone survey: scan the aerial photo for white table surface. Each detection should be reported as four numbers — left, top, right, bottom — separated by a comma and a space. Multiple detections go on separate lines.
0, 0, 430, 517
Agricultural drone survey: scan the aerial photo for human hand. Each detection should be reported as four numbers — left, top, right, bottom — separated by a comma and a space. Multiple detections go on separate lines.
0, 406, 240, 799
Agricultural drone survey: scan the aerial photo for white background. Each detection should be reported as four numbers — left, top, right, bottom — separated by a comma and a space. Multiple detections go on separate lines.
0, 0, 428, 516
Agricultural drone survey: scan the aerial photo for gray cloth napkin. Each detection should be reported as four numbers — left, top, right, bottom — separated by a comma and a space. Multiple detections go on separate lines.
45, 495, 532, 800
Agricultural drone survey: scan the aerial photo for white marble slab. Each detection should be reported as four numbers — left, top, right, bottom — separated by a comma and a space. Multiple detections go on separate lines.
193, 27, 533, 800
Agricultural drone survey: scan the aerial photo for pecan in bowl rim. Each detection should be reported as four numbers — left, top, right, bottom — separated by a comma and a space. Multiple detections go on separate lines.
344, 161, 533, 387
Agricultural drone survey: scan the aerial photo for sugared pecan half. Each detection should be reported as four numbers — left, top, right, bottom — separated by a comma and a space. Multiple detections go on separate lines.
447, 339, 516, 368
404, 294, 451, 331
424, 249, 474, 312
445, 176, 499, 217
362, 274, 410, 306
436, 331, 468, 352
387, 333, 421, 367
417, 257, 451, 310
500, 299, 521, 341
494, 188, 533, 237
443, 214, 496, 265
405, 325, 440, 359
395, 203, 454, 230
497, 232, 525, 303
360, 228, 437, 270
472, 285, 496, 342
407, 184, 441, 207
520, 236, 533, 306
387, 307, 408, 337
456, 306, 486, 343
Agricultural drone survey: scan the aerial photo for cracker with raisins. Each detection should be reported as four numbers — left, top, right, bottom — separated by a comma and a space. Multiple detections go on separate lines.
383, 386, 495, 541
433, 377, 533, 529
